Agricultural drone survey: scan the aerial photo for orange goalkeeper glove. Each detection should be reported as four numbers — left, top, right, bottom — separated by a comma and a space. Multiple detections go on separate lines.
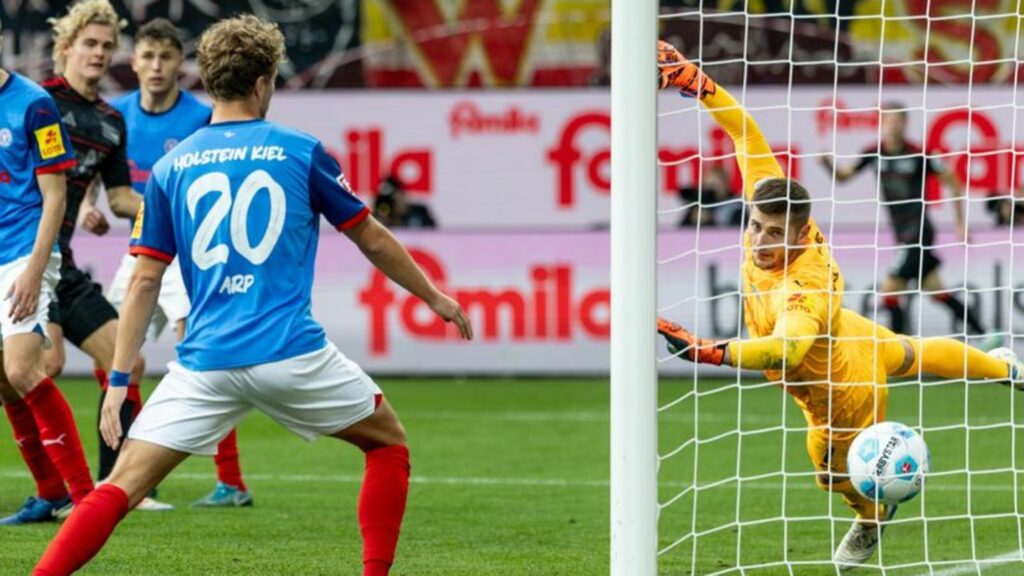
657, 317, 727, 365
657, 40, 717, 99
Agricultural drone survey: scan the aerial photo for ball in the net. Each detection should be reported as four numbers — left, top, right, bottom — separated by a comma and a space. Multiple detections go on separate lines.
847, 421, 930, 506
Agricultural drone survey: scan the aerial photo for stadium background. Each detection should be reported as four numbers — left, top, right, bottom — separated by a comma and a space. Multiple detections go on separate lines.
1, 2, 1023, 575
3, 0, 1020, 376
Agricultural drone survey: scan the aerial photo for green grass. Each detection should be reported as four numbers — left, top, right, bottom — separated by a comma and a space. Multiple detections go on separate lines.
0, 378, 610, 576
0, 377, 1022, 574
657, 377, 1024, 575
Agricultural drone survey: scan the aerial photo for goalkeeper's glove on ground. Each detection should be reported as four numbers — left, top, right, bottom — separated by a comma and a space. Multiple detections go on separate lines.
657, 317, 727, 365
657, 40, 717, 99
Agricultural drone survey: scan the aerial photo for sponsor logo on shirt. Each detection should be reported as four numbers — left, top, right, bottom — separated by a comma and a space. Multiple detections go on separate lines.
34, 123, 66, 160
0, 128, 12, 148
785, 292, 814, 314
131, 202, 145, 239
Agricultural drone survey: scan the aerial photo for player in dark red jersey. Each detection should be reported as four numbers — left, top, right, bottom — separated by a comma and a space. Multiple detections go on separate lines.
822, 103, 998, 347
39, 0, 170, 511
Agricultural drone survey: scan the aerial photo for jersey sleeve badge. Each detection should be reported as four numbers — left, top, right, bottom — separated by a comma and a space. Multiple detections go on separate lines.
131, 202, 145, 240
336, 173, 353, 193
33, 123, 68, 158
34, 123, 67, 160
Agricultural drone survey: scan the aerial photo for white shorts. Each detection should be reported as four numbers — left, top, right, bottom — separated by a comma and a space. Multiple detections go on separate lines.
107, 254, 190, 340
0, 252, 61, 349
127, 342, 381, 455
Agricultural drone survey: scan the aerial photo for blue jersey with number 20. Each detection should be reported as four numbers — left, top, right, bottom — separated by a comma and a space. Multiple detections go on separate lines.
130, 119, 369, 371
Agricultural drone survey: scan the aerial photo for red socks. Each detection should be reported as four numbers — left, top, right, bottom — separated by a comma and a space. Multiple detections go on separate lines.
93, 368, 106, 390
215, 428, 247, 491
24, 379, 94, 504
358, 444, 410, 576
127, 383, 143, 419
33, 483, 130, 576
4, 399, 68, 502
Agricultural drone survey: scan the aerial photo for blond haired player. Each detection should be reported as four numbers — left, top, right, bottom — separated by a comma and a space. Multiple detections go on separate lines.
656, 40, 1023, 569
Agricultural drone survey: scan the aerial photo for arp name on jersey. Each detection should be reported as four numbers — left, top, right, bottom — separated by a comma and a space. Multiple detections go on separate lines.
220, 274, 255, 295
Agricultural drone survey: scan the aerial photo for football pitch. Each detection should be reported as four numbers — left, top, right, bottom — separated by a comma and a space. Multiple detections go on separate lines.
0, 377, 1021, 575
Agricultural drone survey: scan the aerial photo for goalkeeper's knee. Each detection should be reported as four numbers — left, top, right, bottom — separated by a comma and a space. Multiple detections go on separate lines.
815, 471, 853, 494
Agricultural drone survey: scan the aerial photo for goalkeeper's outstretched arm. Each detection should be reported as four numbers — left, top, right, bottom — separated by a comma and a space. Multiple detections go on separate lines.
658, 315, 817, 371
658, 40, 784, 199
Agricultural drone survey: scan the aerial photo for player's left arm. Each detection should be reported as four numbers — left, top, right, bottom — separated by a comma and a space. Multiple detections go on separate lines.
307, 141, 472, 339
78, 176, 111, 235
345, 217, 472, 340
658, 40, 784, 198
105, 185, 142, 219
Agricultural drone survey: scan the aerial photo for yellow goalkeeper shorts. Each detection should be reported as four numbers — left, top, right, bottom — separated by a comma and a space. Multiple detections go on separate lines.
805, 388, 887, 491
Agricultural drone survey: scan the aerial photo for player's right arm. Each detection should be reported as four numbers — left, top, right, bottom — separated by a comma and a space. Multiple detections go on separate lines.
99, 114, 142, 219
103, 176, 173, 449
659, 41, 783, 198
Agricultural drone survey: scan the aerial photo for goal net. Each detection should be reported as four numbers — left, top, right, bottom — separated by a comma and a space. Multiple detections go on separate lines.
653, 2, 1023, 574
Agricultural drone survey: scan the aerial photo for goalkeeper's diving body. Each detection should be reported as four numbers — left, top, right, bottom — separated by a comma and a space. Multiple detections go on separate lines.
656, 41, 1024, 570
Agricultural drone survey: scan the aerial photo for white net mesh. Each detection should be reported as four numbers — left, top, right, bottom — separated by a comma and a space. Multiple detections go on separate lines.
655, 2, 1023, 573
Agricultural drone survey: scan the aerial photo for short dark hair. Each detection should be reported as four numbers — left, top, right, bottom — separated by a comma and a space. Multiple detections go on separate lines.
135, 18, 182, 52
750, 178, 812, 230
880, 101, 908, 120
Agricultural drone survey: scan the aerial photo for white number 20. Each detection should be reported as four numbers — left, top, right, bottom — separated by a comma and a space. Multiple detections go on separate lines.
187, 170, 286, 270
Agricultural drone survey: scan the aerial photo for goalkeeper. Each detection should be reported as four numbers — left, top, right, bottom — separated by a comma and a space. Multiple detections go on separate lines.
656, 40, 1023, 569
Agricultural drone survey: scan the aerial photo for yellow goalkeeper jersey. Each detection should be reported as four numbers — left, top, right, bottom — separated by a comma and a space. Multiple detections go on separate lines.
700, 83, 888, 426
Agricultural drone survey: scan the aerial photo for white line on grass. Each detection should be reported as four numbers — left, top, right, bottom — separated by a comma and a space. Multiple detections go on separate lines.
924, 550, 1024, 576
0, 469, 610, 488
0, 469, 1018, 493
396, 410, 1022, 427
62, 408, 1024, 426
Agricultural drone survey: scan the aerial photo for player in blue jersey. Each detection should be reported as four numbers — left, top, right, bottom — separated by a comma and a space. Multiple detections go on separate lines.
106, 18, 252, 508
0, 29, 96, 527
34, 15, 473, 576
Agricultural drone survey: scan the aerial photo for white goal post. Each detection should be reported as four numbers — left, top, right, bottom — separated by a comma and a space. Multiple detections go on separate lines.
609, 0, 659, 575
614, 1, 1024, 575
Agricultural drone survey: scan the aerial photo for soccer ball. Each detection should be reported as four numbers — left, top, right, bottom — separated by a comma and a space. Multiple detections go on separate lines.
988, 347, 1021, 385
847, 421, 930, 506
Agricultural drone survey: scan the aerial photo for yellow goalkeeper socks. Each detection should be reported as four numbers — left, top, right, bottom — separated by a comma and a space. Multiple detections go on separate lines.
903, 337, 1009, 380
